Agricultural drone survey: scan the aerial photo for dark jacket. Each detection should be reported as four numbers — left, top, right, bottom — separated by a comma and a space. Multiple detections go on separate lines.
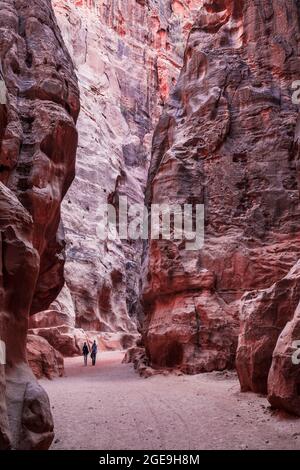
91, 343, 98, 356
83, 344, 89, 355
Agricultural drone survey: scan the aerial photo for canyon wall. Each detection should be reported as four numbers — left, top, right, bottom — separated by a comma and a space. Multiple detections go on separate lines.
142, 0, 300, 387
36, 0, 203, 347
0, 0, 79, 449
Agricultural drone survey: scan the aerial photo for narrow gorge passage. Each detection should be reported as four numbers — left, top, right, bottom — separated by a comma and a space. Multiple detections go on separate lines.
42, 352, 300, 451
1, 0, 300, 454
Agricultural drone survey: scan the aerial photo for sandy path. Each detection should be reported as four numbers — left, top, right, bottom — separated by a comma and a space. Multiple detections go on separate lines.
40, 351, 300, 450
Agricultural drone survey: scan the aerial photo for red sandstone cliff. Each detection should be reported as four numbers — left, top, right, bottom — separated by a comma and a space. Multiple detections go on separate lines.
29, 0, 203, 351
2, 0, 299, 442
0, 0, 79, 449
141, 0, 300, 398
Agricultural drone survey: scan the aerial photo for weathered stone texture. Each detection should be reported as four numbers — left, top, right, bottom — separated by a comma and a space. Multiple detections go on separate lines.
142, 0, 300, 385
0, 0, 79, 449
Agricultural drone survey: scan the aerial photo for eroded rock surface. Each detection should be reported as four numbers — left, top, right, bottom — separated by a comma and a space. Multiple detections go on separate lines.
46, 0, 202, 339
142, 0, 300, 379
27, 335, 64, 380
0, 0, 79, 449
29, 324, 138, 357
268, 300, 300, 416
237, 261, 300, 394
236, 259, 300, 416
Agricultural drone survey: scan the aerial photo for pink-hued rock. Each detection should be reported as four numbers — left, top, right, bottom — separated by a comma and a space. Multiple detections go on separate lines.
144, 268, 239, 373
27, 335, 64, 380
29, 326, 88, 357
29, 285, 76, 329
46, 0, 202, 336
0, 0, 79, 450
18, 380, 54, 450
237, 261, 300, 394
268, 301, 300, 416
29, 325, 139, 357
142, 0, 300, 376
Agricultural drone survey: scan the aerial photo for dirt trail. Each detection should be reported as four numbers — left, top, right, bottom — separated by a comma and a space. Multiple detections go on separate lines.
41, 351, 300, 450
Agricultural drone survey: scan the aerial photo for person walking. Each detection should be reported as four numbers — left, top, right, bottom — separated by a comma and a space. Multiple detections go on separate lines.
82, 342, 89, 366
91, 340, 98, 366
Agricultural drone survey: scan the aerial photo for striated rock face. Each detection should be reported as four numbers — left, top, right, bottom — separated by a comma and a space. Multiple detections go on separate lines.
237, 260, 300, 416
29, 326, 88, 357
29, 324, 138, 356
268, 300, 300, 416
27, 335, 64, 380
142, 0, 300, 377
144, 268, 239, 373
0, 0, 79, 450
30, 284, 76, 329
47, 0, 202, 338
237, 261, 300, 395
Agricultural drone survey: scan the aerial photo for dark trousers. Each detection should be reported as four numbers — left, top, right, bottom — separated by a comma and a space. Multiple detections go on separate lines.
84, 354, 88, 366
92, 354, 96, 366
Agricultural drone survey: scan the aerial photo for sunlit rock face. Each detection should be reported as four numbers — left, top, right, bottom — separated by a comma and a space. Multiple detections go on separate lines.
26, 335, 64, 380
0, 0, 79, 450
48, 0, 202, 336
142, 0, 300, 377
